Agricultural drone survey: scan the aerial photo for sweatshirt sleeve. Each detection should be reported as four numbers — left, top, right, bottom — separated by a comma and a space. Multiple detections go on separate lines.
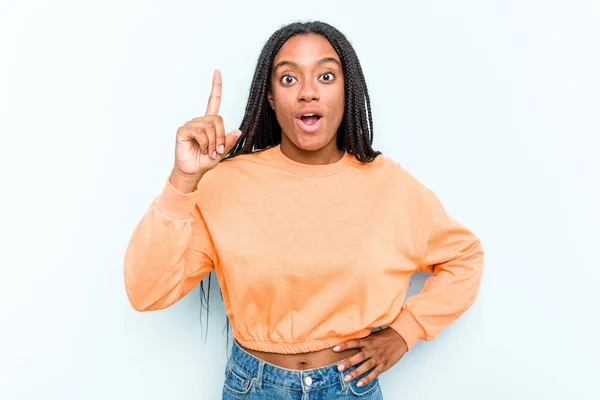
389, 185, 485, 350
123, 178, 216, 311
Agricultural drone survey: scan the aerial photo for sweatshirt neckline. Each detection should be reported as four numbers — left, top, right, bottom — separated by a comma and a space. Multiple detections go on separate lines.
272, 144, 354, 176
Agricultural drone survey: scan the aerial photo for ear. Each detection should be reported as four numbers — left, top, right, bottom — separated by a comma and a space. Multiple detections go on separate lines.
267, 89, 275, 110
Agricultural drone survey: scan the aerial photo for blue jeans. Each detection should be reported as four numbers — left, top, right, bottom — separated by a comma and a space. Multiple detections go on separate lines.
222, 339, 384, 399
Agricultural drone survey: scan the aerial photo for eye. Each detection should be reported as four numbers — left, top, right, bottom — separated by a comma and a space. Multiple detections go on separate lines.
280, 75, 297, 86
319, 72, 335, 82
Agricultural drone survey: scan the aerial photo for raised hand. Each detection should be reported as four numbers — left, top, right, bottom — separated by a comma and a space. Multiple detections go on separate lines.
172, 69, 242, 178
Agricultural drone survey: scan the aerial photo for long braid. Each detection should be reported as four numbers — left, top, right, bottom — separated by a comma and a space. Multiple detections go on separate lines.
199, 21, 382, 353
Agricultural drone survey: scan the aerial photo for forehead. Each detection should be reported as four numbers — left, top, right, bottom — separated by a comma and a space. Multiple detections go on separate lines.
273, 34, 340, 65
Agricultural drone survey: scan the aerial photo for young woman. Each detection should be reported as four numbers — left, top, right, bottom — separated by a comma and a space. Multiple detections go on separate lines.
124, 21, 484, 399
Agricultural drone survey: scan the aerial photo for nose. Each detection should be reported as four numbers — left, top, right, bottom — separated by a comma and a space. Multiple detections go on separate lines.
298, 78, 319, 102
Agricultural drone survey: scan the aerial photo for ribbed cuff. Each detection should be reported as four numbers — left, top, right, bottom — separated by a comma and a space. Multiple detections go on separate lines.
154, 179, 201, 219
389, 310, 427, 350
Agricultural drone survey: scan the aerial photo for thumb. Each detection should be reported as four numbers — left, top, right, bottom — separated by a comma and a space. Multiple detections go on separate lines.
223, 129, 243, 155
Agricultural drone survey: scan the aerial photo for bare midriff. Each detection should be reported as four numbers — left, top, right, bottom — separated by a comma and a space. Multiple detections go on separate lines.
238, 343, 361, 370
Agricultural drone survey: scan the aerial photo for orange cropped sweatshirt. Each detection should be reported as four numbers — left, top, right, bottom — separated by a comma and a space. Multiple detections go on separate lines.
124, 144, 484, 354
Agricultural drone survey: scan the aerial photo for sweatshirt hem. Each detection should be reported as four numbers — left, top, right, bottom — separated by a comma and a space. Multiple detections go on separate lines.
234, 328, 372, 354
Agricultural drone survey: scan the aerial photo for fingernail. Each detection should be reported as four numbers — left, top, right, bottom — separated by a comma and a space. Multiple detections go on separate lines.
357, 381, 364, 387
345, 375, 352, 382
337, 364, 345, 371
211, 151, 217, 159
333, 346, 341, 352
218, 145, 224, 154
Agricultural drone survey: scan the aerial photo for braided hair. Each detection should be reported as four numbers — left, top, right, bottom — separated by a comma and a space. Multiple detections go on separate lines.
225, 20, 381, 162
200, 21, 381, 352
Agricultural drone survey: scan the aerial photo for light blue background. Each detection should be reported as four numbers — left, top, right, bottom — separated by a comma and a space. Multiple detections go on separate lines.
1, 0, 598, 399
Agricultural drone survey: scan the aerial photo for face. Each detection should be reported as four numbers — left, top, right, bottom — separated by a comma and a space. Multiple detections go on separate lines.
268, 34, 345, 156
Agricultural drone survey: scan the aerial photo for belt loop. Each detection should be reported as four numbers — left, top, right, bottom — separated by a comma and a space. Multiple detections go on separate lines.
338, 369, 347, 392
338, 357, 350, 392
256, 360, 265, 390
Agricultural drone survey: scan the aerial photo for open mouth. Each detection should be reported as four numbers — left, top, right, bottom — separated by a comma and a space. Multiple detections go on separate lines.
297, 113, 322, 133
300, 114, 321, 126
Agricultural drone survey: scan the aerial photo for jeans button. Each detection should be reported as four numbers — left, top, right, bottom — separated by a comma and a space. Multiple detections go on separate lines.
304, 376, 313, 386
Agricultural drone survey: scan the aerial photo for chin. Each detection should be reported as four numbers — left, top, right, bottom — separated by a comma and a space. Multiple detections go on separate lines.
291, 134, 332, 152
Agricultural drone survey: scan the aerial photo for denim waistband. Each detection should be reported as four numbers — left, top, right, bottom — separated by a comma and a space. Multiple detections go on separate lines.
230, 339, 350, 391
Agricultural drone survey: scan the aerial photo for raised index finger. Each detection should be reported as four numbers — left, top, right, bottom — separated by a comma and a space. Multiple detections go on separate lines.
205, 69, 222, 116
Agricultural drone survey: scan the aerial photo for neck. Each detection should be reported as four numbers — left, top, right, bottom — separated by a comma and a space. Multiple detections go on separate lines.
279, 136, 344, 165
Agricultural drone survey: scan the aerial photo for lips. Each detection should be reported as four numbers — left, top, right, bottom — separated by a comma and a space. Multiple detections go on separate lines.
295, 108, 323, 133
295, 108, 323, 119
297, 117, 321, 133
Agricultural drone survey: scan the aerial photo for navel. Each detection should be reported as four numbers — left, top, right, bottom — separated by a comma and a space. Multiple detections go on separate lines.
297, 361, 308, 370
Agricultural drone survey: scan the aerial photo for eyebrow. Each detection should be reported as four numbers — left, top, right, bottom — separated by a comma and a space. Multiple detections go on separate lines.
273, 57, 342, 71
